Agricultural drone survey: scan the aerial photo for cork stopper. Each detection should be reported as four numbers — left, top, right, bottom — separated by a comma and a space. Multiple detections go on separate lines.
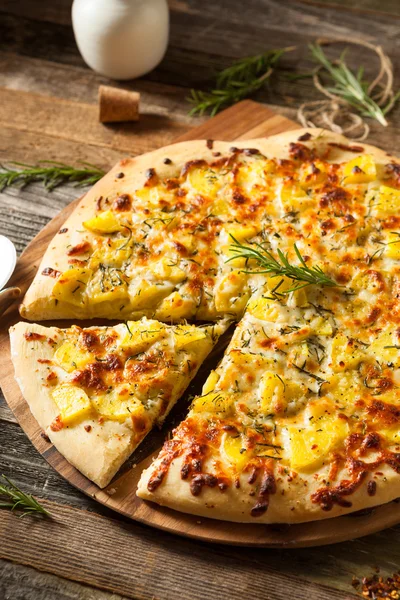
98, 85, 140, 123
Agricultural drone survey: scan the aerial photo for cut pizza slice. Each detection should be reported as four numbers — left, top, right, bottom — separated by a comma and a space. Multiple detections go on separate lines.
137, 286, 400, 523
10, 318, 227, 488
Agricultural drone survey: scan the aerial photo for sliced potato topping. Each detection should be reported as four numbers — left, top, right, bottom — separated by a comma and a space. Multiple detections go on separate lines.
343, 154, 376, 184
52, 384, 92, 424
52, 267, 92, 307
54, 341, 92, 373
287, 406, 349, 471
373, 184, 400, 217
191, 391, 234, 416
91, 386, 146, 423
222, 433, 252, 471
83, 210, 121, 233
173, 325, 206, 349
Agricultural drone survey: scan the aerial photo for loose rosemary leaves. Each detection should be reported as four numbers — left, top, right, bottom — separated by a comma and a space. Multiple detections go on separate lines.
0, 475, 50, 517
0, 161, 105, 192
188, 49, 289, 117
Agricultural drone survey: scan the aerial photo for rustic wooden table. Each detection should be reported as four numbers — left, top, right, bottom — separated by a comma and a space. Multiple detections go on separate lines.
2, 1, 400, 599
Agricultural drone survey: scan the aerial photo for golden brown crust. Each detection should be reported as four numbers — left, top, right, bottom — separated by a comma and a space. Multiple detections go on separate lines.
137, 452, 400, 524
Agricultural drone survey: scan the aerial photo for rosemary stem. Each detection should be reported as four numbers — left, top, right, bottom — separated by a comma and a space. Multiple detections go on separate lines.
227, 237, 339, 291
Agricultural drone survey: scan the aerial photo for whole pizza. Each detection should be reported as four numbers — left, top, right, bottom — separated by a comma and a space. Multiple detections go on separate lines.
10, 128, 400, 524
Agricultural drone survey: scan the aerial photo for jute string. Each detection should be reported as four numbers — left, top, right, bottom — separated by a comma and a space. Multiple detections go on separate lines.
297, 38, 397, 140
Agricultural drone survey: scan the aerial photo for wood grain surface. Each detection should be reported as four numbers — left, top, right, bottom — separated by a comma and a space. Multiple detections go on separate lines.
2, 1, 400, 598
0, 499, 372, 600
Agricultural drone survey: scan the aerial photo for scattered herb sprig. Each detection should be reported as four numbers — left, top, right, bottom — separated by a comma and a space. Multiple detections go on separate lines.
0, 475, 50, 518
227, 236, 339, 292
0, 161, 105, 192
188, 49, 289, 117
309, 43, 399, 127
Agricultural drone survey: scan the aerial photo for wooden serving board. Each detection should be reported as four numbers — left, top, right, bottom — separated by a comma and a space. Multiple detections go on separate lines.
2, 100, 400, 548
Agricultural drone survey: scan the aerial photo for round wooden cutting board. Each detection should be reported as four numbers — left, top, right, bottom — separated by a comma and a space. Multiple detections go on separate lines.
2, 198, 400, 548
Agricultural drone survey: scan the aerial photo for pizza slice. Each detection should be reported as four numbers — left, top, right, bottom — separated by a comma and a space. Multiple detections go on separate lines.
10, 318, 227, 487
138, 283, 400, 523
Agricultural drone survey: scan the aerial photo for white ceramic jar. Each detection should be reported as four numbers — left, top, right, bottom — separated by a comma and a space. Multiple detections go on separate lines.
72, 0, 169, 80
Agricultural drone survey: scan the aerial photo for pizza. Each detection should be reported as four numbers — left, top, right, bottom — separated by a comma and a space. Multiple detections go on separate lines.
12, 127, 400, 523
10, 318, 226, 487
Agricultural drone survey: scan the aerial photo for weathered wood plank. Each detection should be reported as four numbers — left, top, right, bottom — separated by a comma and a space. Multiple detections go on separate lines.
0, 559, 128, 600
0, 0, 73, 25
0, 420, 97, 511
169, 0, 400, 30
0, 125, 130, 170
297, 0, 400, 17
0, 396, 17, 424
3, 0, 400, 26
0, 51, 197, 122
0, 88, 188, 154
2, 4, 400, 129
0, 497, 362, 600
0, 181, 81, 253
3, 4, 400, 83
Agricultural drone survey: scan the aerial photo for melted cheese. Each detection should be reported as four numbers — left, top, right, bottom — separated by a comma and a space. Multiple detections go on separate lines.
32, 318, 225, 434
27, 141, 400, 327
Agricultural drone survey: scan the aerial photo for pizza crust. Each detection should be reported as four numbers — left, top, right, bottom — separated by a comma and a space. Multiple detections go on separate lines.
137, 449, 400, 524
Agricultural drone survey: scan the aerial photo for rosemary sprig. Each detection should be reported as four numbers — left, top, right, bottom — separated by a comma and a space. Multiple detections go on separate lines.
188, 49, 289, 117
0, 475, 50, 517
227, 236, 338, 292
309, 43, 399, 127
0, 161, 105, 192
